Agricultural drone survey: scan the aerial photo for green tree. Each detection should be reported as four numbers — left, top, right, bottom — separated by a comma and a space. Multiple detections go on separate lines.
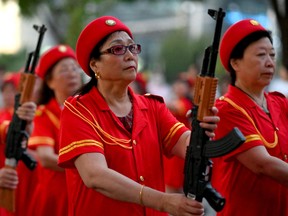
160, 29, 210, 83
16, 0, 139, 47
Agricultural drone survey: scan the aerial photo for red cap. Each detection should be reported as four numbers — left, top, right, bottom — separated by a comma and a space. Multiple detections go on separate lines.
36, 45, 76, 79
219, 19, 268, 72
76, 16, 133, 76
2, 72, 21, 89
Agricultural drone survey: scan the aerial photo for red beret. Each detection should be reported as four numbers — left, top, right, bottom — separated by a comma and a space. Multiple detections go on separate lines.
219, 19, 268, 72
2, 72, 21, 89
36, 45, 76, 79
76, 16, 133, 76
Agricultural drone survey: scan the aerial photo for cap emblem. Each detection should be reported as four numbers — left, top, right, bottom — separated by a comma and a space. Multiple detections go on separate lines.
105, 19, 116, 26
250, 20, 259, 26
58, 45, 67, 53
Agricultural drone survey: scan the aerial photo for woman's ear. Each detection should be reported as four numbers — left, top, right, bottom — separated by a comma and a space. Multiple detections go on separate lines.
89, 59, 98, 73
230, 58, 239, 71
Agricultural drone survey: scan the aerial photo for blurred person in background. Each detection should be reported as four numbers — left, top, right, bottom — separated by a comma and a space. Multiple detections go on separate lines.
27, 45, 83, 216
212, 19, 288, 216
216, 73, 231, 98
0, 73, 21, 123
268, 61, 288, 97
0, 70, 42, 216
0, 95, 36, 216
129, 72, 148, 95
165, 77, 193, 194
58, 16, 220, 216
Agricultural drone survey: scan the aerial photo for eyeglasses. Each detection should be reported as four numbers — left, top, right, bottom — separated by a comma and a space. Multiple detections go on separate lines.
100, 44, 141, 55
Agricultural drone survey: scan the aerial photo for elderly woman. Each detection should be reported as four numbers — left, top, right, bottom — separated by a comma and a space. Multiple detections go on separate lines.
211, 19, 288, 216
58, 16, 219, 216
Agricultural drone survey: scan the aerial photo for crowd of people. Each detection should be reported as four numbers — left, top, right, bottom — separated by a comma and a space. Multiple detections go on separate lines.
0, 13, 287, 216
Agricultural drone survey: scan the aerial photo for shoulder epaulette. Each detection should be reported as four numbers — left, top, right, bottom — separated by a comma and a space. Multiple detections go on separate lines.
144, 93, 164, 103
269, 91, 285, 98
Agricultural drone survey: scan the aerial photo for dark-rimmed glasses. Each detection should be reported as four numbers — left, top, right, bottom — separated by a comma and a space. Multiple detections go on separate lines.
100, 44, 141, 55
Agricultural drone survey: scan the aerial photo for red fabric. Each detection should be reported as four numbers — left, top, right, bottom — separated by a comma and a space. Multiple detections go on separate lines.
212, 85, 288, 216
220, 19, 267, 72
27, 98, 68, 216
0, 109, 13, 125
0, 109, 11, 216
0, 110, 12, 167
76, 16, 133, 75
58, 87, 188, 216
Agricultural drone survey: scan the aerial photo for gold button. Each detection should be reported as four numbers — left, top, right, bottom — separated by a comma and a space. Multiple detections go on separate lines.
284, 155, 287, 160
275, 127, 279, 131
133, 140, 137, 145
140, 176, 144, 182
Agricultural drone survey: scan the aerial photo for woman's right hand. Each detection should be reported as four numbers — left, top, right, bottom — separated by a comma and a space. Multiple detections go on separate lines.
0, 167, 18, 189
161, 193, 204, 216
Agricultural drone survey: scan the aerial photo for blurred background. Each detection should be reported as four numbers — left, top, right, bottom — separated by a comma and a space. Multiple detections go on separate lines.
0, 1, 287, 215
0, 0, 287, 100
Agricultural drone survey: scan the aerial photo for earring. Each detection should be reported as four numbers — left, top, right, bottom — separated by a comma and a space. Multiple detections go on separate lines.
95, 72, 101, 79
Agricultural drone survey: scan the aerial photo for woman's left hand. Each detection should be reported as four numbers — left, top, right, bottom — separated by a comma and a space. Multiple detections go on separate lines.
199, 107, 220, 138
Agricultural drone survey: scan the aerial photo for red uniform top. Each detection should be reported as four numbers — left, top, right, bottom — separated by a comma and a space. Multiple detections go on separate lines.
0, 108, 13, 124
212, 85, 288, 216
0, 121, 9, 167
58, 87, 188, 216
0, 108, 13, 167
28, 98, 68, 216
0, 121, 13, 216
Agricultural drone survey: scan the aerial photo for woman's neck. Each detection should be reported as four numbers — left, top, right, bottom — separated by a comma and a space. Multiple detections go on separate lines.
235, 84, 269, 113
97, 83, 132, 117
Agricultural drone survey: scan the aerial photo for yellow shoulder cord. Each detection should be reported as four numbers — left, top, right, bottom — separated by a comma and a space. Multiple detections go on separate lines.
64, 100, 132, 149
220, 96, 278, 148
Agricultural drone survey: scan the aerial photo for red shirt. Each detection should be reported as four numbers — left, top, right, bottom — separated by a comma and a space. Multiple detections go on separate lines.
27, 98, 68, 216
0, 108, 13, 168
58, 87, 188, 216
212, 85, 288, 216
0, 121, 13, 216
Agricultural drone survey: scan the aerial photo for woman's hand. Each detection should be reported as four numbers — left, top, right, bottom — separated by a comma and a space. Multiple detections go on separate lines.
15, 101, 36, 123
200, 106, 219, 138
160, 193, 204, 216
0, 167, 18, 189
187, 106, 220, 138
16, 101, 37, 135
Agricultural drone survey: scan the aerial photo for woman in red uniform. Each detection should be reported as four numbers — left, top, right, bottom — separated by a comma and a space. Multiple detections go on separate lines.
58, 16, 219, 216
27, 45, 82, 216
0, 73, 21, 123
0, 101, 36, 216
211, 19, 288, 216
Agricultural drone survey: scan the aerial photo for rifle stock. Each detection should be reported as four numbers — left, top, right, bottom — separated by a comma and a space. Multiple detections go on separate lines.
0, 24, 47, 212
183, 8, 245, 212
